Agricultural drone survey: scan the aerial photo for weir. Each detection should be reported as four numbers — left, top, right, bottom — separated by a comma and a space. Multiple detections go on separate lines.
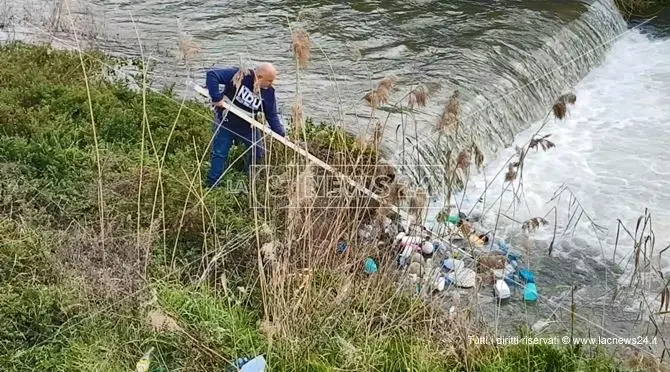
392, 0, 628, 193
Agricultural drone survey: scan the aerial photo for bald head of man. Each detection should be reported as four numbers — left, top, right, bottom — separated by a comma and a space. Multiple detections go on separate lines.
254, 62, 277, 89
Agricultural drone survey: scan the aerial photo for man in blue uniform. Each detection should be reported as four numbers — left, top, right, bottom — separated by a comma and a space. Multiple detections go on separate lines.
205, 62, 286, 188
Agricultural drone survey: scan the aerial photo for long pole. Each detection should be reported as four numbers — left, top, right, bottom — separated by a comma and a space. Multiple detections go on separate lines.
190, 81, 408, 219
190, 82, 473, 254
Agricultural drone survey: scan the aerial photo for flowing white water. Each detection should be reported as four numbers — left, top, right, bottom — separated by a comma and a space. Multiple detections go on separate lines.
392, 0, 628, 190
432, 28, 670, 279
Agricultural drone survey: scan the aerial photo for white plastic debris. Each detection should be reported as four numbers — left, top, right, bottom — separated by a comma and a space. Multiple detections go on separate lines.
240, 355, 267, 372
401, 235, 423, 245
442, 258, 465, 271
399, 245, 413, 259
446, 268, 476, 288
532, 320, 553, 333
421, 240, 434, 255
434, 276, 446, 292
394, 231, 406, 244
494, 279, 511, 300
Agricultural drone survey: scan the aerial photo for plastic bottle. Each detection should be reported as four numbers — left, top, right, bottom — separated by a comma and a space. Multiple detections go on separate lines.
364, 257, 378, 274
240, 355, 267, 372
421, 241, 434, 255
337, 240, 348, 254
135, 347, 154, 372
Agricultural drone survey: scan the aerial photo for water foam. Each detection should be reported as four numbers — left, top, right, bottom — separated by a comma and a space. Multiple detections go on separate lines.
398, 0, 628, 190
433, 29, 670, 275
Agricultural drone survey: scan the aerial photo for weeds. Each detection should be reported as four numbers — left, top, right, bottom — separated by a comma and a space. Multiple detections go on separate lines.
614, 0, 670, 20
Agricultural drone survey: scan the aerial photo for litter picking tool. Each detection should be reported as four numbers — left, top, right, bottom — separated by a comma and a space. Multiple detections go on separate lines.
188, 80, 405, 218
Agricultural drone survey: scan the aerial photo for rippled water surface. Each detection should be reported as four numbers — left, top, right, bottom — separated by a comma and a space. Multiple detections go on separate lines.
2, 0, 625, 165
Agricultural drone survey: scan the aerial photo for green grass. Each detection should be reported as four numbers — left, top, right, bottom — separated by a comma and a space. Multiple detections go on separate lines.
0, 41, 645, 371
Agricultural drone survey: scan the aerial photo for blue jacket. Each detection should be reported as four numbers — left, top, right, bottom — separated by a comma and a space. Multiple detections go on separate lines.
206, 67, 286, 137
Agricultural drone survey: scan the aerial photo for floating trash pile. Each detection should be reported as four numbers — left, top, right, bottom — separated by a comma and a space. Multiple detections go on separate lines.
348, 210, 541, 307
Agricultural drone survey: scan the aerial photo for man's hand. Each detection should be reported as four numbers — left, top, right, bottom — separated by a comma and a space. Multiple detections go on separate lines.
212, 99, 227, 108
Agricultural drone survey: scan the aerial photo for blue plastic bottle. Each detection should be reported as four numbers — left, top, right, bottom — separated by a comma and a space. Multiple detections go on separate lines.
337, 240, 348, 254
364, 257, 378, 274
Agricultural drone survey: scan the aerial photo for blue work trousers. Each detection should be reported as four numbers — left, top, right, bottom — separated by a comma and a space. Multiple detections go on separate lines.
206, 116, 265, 188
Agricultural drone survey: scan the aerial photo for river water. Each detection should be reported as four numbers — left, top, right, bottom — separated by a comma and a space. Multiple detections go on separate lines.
443, 26, 670, 347
2, 0, 670, 353
3, 0, 628, 180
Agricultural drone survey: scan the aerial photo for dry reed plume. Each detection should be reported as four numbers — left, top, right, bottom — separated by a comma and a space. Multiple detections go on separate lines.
472, 143, 485, 170
409, 82, 442, 108
552, 93, 576, 120
292, 28, 311, 68
364, 75, 397, 109
505, 161, 520, 182
528, 134, 555, 151
177, 29, 200, 64
436, 90, 461, 132
233, 67, 251, 90
552, 102, 567, 120
456, 150, 470, 170
408, 189, 429, 223
505, 92, 576, 182
291, 97, 304, 137
408, 85, 430, 108
370, 119, 383, 149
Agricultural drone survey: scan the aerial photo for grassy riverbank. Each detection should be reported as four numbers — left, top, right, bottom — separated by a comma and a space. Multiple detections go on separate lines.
0, 42, 652, 371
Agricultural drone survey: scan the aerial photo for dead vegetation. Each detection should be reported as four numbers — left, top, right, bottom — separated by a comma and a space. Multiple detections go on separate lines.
504, 94, 576, 184
363, 75, 398, 109
291, 28, 311, 68
54, 223, 148, 300
614, 0, 669, 19
437, 90, 461, 133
